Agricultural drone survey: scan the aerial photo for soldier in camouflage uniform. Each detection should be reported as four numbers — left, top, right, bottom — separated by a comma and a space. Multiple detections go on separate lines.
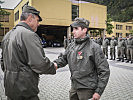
126, 34, 133, 63
102, 35, 109, 59
95, 36, 102, 47
110, 36, 117, 60
117, 36, 125, 62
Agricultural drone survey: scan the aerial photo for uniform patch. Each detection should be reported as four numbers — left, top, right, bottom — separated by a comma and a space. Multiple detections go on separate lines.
77, 51, 83, 60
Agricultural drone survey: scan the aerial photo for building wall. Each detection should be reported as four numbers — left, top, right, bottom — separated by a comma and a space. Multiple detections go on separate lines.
106, 21, 133, 38
14, 0, 31, 26
79, 3, 107, 29
0, 9, 14, 42
32, 0, 71, 26
14, 0, 107, 29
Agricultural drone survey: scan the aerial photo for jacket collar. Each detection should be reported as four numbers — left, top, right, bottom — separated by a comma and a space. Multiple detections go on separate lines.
75, 34, 90, 44
16, 22, 34, 32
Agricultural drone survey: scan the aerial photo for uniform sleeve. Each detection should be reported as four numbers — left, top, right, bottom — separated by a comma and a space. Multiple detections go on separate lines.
115, 40, 118, 46
93, 46, 110, 96
23, 32, 56, 74
53, 48, 68, 68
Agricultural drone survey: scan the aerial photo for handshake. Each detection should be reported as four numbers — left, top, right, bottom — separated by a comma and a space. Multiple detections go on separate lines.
54, 62, 58, 70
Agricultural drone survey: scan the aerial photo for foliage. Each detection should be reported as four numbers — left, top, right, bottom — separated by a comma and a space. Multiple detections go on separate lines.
0, 1, 10, 28
106, 14, 114, 35
0, 7, 10, 15
129, 30, 133, 35
82, 0, 133, 22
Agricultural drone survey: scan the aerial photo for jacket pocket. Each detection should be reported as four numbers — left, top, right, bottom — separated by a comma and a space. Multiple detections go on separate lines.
4, 67, 39, 99
4, 70, 18, 98
15, 67, 39, 98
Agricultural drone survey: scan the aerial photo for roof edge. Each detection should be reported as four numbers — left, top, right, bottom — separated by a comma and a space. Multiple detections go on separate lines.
14, 0, 23, 9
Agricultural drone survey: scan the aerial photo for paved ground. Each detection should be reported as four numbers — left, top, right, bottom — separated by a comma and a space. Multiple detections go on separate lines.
0, 47, 133, 100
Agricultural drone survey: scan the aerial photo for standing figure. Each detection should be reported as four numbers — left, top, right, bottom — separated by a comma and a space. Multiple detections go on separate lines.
126, 34, 133, 63
102, 35, 109, 59
54, 18, 110, 100
117, 36, 125, 62
95, 36, 102, 47
1, 5, 56, 100
64, 36, 68, 49
110, 36, 117, 60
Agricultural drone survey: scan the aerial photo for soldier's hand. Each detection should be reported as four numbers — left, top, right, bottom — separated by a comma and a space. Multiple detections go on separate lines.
54, 62, 58, 70
92, 93, 100, 100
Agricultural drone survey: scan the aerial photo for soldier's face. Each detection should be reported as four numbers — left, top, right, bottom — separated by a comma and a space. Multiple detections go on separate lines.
72, 27, 87, 39
112, 37, 114, 39
30, 15, 40, 32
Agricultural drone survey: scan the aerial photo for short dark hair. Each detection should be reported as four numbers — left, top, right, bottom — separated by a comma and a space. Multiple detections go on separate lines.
80, 26, 89, 34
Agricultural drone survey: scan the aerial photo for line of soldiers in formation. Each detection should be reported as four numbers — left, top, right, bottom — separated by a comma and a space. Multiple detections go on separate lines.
93, 35, 133, 64
64, 34, 133, 64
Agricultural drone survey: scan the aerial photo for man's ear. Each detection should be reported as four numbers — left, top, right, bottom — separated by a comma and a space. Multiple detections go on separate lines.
83, 28, 87, 33
27, 15, 32, 22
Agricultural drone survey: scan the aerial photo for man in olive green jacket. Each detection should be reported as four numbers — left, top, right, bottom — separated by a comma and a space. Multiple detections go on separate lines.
110, 36, 117, 60
54, 18, 110, 100
102, 35, 109, 59
126, 34, 133, 63
117, 36, 125, 62
1, 5, 56, 100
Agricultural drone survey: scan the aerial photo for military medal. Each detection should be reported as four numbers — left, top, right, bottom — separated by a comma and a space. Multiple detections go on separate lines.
77, 51, 83, 59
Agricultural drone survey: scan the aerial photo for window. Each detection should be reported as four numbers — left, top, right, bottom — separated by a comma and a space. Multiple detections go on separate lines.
0, 15, 9, 22
72, 5, 79, 21
116, 33, 122, 37
126, 33, 129, 37
15, 11, 19, 21
0, 15, 4, 22
22, 1, 29, 11
4, 15, 9, 22
116, 24, 123, 30
5, 28, 9, 34
0, 28, 4, 36
126, 26, 132, 30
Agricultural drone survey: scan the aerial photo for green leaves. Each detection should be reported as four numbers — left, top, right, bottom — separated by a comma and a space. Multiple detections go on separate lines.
106, 14, 114, 35
82, 0, 133, 22
0, 1, 10, 28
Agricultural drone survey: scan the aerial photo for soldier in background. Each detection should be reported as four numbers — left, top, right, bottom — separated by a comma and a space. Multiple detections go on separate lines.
117, 36, 125, 62
63, 36, 68, 49
91, 36, 95, 42
124, 36, 128, 60
126, 34, 133, 63
102, 35, 109, 59
95, 36, 102, 47
63, 35, 73, 49
110, 36, 117, 60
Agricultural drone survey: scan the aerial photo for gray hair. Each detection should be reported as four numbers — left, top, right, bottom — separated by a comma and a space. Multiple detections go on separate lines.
20, 12, 35, 21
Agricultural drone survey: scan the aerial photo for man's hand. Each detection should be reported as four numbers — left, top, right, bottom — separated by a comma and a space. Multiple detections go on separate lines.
92, 93, 100, 100
54, 62, 58, 70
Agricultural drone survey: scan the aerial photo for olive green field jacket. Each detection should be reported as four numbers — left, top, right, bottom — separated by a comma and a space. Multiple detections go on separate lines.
54, 36, 110, 96
1, 22, 56, 99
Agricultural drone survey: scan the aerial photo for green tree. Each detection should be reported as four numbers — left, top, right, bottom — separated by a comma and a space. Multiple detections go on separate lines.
0, 1, 10, 28
106, 14, 114, 35
129, 30, 133, 35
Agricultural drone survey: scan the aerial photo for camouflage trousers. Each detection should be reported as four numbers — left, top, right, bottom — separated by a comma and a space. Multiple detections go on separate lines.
103, 47, 108, 58
110, 47, 116, 59
127, 48, 133, 61
117, 48, 124, 59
